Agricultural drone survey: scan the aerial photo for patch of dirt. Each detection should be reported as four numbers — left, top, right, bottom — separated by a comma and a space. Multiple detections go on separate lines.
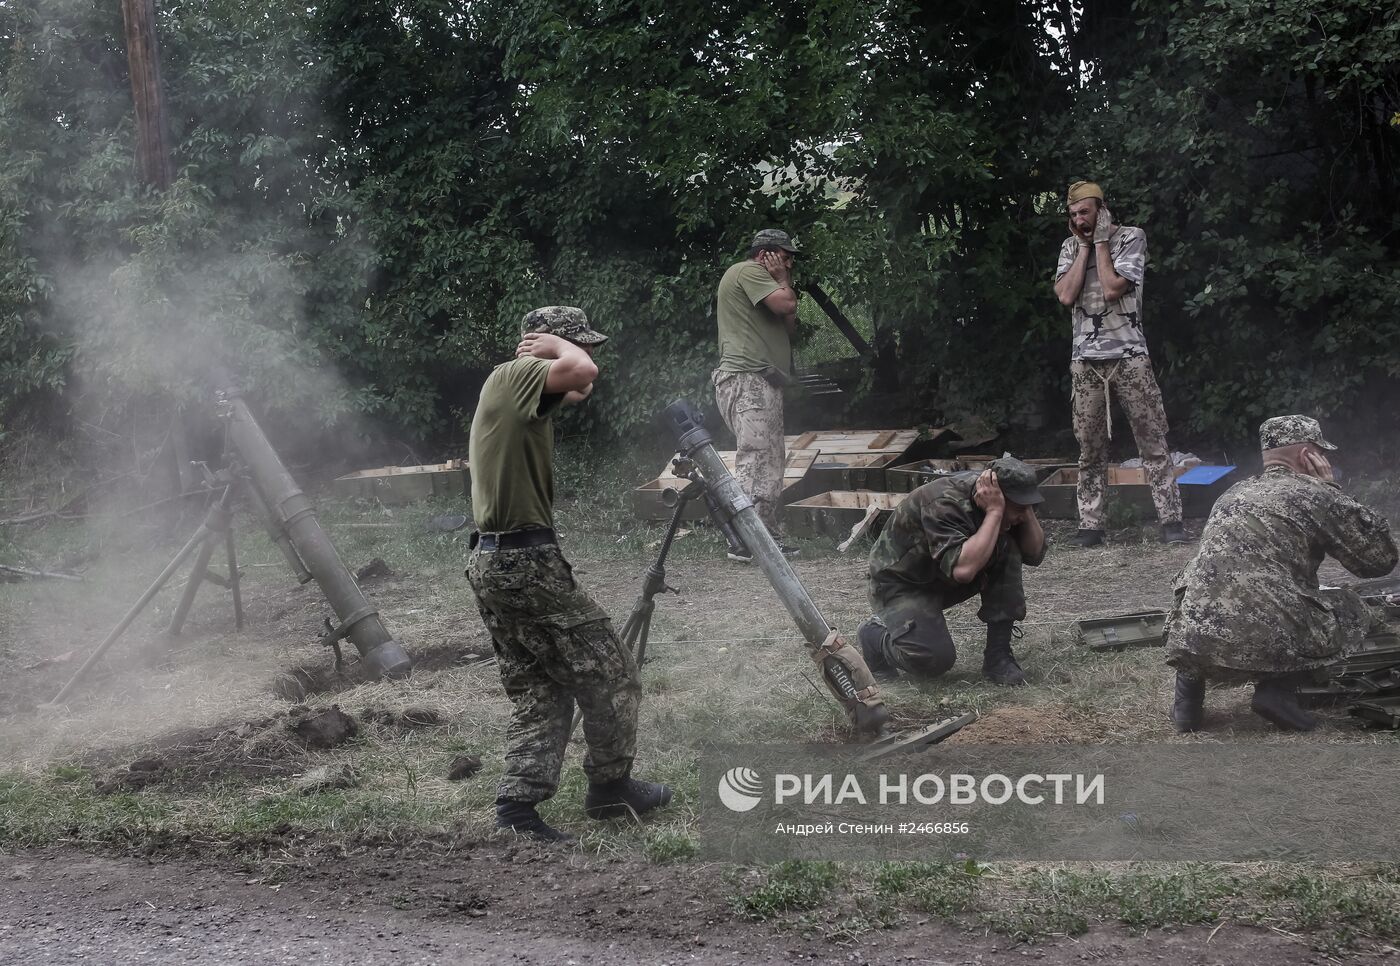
0, 846, 1367, 965
947, 703, 1102, 745
445, 754, 482, 781
354, 557, 394, 580
269, 641, 492, 700
89, 704, 360, 794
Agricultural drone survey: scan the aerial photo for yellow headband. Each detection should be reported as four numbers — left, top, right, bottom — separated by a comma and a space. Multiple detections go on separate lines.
1067, 181, 1104, 205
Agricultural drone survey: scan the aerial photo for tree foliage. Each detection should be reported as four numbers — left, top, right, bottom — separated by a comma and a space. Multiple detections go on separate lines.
0, 0, 1395, 446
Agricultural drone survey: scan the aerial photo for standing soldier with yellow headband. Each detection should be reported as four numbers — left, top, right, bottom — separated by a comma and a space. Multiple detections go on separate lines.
1053, 181, 1188, 546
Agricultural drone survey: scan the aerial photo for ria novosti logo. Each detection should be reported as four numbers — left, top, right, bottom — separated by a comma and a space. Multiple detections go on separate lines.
718, 766, 763, 812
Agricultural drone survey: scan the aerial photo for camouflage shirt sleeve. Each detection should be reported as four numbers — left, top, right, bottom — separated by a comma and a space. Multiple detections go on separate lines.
1111, 228, 1146, 287
1318, 483, 1399, 579
921, 489, 980, 582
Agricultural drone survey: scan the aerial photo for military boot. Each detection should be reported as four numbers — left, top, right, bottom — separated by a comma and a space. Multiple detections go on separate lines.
584, 777, 674, 820
982, 621, 1026, 686
1171, 672, 1206, 733
1068, 528, 1105, 548
1160, 522, 1189, 545
857, 615, 896, 679
495, 799, 575, 843
1251, 676, 1318, 732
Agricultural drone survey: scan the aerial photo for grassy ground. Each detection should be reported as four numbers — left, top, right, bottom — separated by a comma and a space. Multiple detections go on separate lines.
2, 442, 1400, 953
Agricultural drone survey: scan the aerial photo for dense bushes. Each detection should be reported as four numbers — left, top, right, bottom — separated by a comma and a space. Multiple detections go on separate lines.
0, 0, 1395, 447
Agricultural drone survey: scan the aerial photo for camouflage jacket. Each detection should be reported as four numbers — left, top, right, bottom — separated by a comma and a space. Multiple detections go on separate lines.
868, 474, 1046, 596
1166, 467, 1398, 672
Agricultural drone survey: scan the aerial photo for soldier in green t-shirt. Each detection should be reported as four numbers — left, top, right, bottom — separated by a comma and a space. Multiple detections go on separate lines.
467, 306, 672, 842
712, 228, 802, 560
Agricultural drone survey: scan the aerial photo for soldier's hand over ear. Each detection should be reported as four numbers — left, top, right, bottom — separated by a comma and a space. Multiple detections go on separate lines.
1069, 216, 1091, 247
1093, 206, 1114, 244
1304, 449, 1335, 482
516, 331, 570, 360
974, 470, 1005, 516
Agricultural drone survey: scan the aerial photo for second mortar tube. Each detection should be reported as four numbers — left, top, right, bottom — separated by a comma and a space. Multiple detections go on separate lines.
663, 399, 888, 734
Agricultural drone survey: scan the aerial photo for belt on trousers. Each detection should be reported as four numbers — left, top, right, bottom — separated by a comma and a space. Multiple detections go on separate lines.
471, 528, 557, 552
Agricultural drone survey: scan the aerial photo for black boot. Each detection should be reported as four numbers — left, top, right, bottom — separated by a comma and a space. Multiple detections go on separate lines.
1160, 522, 1189, 545
1171, 672, 1206, 732
857, 616, 896, 679
982, 622, 1026, 686
1069, 528, 1105, 548
584, 777, 674, 820
1251, 676, 1318, 732
495, 799, 575, 843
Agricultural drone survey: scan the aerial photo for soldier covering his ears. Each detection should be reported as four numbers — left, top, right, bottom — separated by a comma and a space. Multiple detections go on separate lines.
466, 306, 672, 842
859, 457, 1048, 685
1165, 415, 1398, 732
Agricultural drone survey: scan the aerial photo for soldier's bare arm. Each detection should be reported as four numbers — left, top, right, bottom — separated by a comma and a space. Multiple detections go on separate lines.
1054, 236, 1090, 306
757, 251, 799, 331
952, 472, 1006, 583
1014, 507, 1047, 566
1094, 240, 1133, 301
517, 332, 599, 395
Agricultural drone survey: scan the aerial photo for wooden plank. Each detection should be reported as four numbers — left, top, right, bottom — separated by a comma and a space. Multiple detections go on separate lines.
790, 490, 907, 511
868, 430, 897, 450
785, 450, 818, 477
791, 431, 819, 450
837, 504, 882, 552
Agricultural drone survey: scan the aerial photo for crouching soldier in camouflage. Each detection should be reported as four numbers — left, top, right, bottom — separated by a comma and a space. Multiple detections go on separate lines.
467, 306, 672, 842
1166, 416, 1398, 732
858, 458, 1048, 685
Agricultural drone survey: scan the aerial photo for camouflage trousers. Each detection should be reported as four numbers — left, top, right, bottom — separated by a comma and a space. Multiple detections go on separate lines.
867, 547, 1027, 679
1071, 356, 1182, 529
466, 543, 640, 803
1167, 588, 1382, 687
713, 369, 786, 537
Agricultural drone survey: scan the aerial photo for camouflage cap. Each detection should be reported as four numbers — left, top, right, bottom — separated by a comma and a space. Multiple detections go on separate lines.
989, 456, 1044, 506
750, 228, 799, 253
520, 305, 607, 346
1259, 414, 1337, 452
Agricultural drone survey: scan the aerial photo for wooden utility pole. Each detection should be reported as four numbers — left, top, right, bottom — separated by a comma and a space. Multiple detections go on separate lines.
121, 0, 173, 189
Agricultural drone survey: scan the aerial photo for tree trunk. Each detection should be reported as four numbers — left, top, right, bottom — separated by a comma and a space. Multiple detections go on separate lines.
121, 0, 173, 189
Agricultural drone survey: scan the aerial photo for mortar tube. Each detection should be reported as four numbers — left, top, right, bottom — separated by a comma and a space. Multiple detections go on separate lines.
686, 443, 830, 643
220, 390, 411, 679
663, 399, 888, 734
244, 480, 313, 584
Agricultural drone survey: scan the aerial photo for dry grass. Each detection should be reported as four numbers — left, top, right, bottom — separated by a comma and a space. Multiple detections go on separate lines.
3, 483, 1400, 949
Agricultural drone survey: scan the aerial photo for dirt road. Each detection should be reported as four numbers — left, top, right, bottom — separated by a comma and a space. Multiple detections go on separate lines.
0, 847, 1370, 965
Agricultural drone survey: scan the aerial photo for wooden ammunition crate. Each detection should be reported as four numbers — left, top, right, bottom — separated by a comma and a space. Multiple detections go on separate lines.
631, 450, 818, 522
332, 460, 470, 505
886, 459, 968, 493
783, 490, 908, 539
784, 428, 919, 457
797, 452, 903, 499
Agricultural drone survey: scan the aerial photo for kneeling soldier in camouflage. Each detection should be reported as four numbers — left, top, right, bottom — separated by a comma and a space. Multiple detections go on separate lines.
858, 457, 1048, 685
467, 306, 672, 842
1165, 415, 1397, 732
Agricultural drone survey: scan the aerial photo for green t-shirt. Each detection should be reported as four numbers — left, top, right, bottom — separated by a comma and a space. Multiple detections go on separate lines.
469, 356, 564, 532
715, 260, 790, 383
